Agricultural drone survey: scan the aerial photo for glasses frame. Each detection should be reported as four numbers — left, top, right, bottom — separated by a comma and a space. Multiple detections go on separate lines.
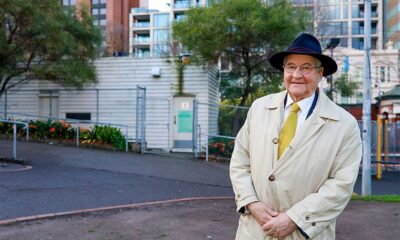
283, 64, 322, 75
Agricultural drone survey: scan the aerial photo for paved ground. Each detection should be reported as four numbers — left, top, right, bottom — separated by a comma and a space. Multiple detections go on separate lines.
0, 199, 398, 240
0, 140, 399, 240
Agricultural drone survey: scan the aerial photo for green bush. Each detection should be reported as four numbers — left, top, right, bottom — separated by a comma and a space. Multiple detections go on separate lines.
0, 119, 126, 151
92, 125, 126, 151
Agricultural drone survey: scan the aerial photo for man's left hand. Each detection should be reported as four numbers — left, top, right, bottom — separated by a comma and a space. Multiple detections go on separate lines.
262, 212, 297, 238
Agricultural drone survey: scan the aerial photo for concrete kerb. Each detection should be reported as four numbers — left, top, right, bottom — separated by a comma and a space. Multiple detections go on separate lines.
0, 196, 235, 226
0, 157, 31, 172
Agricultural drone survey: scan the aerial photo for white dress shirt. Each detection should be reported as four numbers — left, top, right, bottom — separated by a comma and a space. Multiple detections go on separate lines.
282, 92, 316, 134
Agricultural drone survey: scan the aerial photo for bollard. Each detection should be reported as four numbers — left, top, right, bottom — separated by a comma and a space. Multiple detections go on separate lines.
376, 116, 381, 180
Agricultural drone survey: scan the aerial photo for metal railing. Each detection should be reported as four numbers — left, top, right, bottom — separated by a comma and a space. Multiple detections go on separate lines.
0, 112, 130, 152
0, 119, 29, 159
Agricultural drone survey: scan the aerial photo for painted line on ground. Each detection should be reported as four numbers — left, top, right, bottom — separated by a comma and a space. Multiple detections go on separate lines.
0, 196, 235, 226
0, 165, 32, 173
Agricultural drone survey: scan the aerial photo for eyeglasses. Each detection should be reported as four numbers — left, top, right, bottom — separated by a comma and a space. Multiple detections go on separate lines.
283, 64, 321, 75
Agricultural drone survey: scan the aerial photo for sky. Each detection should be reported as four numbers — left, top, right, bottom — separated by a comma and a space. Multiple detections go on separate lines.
148, 0, 170, 11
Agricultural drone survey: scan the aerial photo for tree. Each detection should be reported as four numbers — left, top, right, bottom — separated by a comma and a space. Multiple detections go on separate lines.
0, 0, 101, 98
334, 73, 360, 98
173, 0, 309, 135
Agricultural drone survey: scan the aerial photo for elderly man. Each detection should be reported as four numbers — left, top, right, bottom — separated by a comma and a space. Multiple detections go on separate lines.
230, 33, 362, 239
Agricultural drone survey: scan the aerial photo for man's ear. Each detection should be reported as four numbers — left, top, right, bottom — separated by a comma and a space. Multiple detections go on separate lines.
319, 67, 324, 77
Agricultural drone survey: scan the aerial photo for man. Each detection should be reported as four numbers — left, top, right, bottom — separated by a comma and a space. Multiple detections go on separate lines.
230, 33, 362, 239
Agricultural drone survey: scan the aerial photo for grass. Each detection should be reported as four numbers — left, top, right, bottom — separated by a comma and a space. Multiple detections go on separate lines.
351, 194, 400, 203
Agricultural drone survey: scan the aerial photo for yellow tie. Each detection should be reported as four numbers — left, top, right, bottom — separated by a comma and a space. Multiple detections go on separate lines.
278, 103, 300, 159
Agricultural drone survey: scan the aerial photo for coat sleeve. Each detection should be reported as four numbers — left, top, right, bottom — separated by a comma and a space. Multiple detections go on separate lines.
229, 105, 259, 213
286, 120, 362, 238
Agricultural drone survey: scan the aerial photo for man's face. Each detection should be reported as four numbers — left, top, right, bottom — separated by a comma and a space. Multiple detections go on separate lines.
283, 54, 324, 102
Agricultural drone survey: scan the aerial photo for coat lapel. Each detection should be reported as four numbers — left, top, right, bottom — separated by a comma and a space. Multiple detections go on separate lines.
276, 90, 340, 165
263, 91, 286, 163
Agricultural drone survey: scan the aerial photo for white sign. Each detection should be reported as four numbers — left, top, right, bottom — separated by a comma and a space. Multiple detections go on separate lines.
181, 102, 190, 109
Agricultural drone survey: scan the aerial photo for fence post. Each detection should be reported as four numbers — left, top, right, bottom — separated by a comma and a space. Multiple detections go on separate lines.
136, 87, 139, 149
4, 90, 7, 119
192, 99, 198, 158
76, 122, 80, 147
96, 89, 99, 125
12, 123, 17, 160
26, 123, 29, 141
125, 127, 128, 153
141, 87, 146, 154
376, 116, 382, 180
205, 135, 209, 162
384, 120, 388, 167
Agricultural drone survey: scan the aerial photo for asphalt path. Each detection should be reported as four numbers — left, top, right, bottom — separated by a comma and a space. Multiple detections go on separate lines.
0, 140, 399, 222
0, 140, 233, 221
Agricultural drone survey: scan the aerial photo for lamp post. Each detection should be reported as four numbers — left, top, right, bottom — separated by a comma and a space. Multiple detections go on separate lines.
326, 38, 340, 100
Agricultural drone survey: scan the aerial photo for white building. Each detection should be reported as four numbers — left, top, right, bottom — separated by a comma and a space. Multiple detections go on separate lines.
0, 57, 219, 152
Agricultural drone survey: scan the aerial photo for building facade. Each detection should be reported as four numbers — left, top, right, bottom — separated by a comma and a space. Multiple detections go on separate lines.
1, 58, 219, 151
129, 0, 213, 57
62, 0, 148, 55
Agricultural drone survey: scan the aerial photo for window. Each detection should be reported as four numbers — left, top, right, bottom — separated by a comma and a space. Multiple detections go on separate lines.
352, 38, 363, 50
100, 8, 106, 15
380, 66, 385, 82
154, 14, 169, 27
153, 29, 169, 42
66, 113, 91, 121
153, 44, 170, 57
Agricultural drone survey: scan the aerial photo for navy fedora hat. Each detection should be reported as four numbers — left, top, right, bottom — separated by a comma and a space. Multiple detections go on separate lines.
269, 33, 338, 76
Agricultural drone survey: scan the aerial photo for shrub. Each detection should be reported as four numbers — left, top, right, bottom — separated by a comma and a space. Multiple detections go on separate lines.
207, 137, 235, 158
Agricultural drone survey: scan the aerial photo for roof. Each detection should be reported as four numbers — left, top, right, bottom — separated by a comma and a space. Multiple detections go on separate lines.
379, 85, 400, 100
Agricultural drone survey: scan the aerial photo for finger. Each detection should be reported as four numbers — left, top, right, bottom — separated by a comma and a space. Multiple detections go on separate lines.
264, 207, 278, 217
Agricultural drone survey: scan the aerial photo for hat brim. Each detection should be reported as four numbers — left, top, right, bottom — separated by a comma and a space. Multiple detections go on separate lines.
269, 51, 338, 77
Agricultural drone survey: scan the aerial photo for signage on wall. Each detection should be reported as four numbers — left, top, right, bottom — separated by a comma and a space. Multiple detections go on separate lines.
178, 111, 192, 133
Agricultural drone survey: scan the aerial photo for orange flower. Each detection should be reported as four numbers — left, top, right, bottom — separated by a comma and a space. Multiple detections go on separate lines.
221, 147, 225, 153
213, 143, 219, 148
49, 127, 56, 133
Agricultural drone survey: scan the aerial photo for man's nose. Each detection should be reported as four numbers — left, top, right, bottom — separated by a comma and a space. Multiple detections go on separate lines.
292, 67, 303, 78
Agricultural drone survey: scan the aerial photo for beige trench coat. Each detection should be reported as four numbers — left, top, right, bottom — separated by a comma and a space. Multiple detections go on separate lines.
230, 90, 362, 240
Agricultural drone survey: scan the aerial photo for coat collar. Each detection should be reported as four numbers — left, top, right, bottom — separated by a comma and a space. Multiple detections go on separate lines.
264, 89, 340, 121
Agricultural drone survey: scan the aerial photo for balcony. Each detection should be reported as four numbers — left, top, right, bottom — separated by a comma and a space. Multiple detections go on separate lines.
133, 22, 150, 28
132, 37, 150, 44
174, 1, 192, 9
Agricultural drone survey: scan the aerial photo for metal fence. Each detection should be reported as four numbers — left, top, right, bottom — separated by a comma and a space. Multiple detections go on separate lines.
0, 86, 148, 153
193, 100, 250, 161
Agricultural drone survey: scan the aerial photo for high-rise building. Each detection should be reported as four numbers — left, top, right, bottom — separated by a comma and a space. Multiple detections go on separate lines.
129, 0, 212, 57
291, 0, 387, 50
62, 0, 148, 55
384, 0, 400, 49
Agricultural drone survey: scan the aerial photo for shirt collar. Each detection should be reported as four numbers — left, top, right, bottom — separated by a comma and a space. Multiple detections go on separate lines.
285, 92, 316, 114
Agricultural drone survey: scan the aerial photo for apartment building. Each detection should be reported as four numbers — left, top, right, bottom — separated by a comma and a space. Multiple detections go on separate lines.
62, 0, 148, 55
129, 0, 212, 57
384, 0, 400, 49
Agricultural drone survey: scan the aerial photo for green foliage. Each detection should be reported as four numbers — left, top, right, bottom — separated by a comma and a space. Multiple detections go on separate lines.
91, 125, 126, 151
208, 137, 235, 158
334, 74, 360, 97
0, 0, 101, 97
351, 194, 400, 203
173, 0, 309, 135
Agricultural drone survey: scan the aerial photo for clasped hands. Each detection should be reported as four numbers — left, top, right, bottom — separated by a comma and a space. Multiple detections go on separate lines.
247, 201, 297, 239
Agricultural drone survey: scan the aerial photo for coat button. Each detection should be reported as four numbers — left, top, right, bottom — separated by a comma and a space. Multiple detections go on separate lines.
268, 175, 275, 181
272, 138, 279, 144
312, 222, 316, 226
305, 216, 310, 220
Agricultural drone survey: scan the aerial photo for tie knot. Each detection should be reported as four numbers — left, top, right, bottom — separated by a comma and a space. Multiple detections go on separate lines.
290, 103, 300, 113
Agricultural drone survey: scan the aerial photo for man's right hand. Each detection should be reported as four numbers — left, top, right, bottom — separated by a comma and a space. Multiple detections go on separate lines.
247, 201, 279, 226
